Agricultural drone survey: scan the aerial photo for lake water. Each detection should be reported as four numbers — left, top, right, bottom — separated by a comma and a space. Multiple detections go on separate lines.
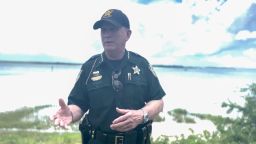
1, 62, 256, 138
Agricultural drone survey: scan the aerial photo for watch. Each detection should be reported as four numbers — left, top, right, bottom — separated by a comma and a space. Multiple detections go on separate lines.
142, 109, 149, 123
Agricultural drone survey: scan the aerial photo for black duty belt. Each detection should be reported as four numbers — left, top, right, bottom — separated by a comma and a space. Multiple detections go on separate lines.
79, 120, 152, 144
95, 130, 137, 144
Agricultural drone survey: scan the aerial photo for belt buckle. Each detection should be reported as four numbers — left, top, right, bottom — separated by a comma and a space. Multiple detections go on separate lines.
115, 135, 124, 144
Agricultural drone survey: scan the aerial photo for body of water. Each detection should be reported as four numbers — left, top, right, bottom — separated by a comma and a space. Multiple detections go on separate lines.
1, 62, 256, 138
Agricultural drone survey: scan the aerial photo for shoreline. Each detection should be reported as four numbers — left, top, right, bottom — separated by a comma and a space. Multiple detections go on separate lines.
0, 60, 82, 66
1, 60, 256, 71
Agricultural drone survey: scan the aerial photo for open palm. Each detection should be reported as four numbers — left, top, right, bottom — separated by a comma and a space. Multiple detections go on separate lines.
52, 98, 72, 128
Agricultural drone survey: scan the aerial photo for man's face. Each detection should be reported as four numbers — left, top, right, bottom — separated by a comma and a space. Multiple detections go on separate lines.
100, 22, 131, 52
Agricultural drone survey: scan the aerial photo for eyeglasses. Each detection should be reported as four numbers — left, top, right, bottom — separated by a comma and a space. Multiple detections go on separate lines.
112, 70, 123, 92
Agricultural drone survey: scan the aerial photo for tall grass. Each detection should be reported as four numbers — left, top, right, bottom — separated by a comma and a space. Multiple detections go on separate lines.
0, 131, 81, 144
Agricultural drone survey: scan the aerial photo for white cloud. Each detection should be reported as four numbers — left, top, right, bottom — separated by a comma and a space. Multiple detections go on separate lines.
243, 48, 256, 59
0, 0, 255, 68
129, 0, 251, 58
207, 54, 256, 69
235, 30, 256, 40
0, 0, 138, 61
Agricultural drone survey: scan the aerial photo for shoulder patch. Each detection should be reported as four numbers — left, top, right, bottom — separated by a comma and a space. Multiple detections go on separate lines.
75, 70, 83, 82
149, 64, 158, 78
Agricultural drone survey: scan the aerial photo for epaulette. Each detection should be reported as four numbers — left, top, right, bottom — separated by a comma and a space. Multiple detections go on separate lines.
81, 54, 101, 70
129, 51, 142, 57
87, 54, 101, 62
128, 51, 150, 65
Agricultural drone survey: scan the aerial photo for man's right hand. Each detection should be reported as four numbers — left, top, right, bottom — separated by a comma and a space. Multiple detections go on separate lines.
51, 98, 73, 129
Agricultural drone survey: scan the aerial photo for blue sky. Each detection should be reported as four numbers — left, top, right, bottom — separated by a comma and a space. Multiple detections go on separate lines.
0, 0, 255, 68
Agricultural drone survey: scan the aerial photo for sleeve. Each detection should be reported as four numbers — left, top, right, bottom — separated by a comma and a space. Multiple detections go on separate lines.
67, 64, 90, 112
145, 64, 166, 102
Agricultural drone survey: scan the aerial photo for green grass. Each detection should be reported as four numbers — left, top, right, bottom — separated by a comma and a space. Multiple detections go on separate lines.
0, 131, 81, 144
0, 105, 166, 144
0, 105, 81, 144
0, 105, 52, 129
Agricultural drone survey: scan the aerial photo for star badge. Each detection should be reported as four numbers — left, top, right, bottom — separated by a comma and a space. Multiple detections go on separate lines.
132, 65, 140, 75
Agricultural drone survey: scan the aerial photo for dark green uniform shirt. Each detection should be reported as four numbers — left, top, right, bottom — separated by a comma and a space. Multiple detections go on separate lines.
68, 50, 165, 132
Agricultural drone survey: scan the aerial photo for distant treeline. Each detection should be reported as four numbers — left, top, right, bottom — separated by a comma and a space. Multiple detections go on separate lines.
0, 60, 82, 66
1, 60, 256, 71
152, 64, 256, 71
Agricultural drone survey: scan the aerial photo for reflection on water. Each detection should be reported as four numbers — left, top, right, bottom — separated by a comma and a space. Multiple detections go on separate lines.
0, 62, 256, 137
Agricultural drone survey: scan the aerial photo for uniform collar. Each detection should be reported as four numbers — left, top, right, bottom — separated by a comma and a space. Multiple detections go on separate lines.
94, 50, 137, 68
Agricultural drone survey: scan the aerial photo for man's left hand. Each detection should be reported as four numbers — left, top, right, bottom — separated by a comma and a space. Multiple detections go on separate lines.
110, 107, 143, 132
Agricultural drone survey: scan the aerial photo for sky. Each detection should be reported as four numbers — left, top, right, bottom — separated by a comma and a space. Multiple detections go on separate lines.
0, 0, 256, 68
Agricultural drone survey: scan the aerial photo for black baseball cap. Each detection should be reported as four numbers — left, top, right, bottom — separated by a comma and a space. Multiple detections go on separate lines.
93, 9, 130, 30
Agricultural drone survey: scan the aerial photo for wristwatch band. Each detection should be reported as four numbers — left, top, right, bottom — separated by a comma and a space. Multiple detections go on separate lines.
141, 109, 149, 123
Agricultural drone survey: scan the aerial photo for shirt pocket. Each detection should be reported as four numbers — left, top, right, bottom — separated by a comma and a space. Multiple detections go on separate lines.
86, 80, 114, 110
123, 78, 148, 107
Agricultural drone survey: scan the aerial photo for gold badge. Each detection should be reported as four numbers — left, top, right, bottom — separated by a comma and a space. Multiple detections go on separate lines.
132, 65, 140, 75
103, 9, 113, 18
91, 71, 102, 81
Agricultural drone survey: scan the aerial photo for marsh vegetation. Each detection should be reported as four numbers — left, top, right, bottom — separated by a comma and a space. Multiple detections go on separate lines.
1, 83, 255, 144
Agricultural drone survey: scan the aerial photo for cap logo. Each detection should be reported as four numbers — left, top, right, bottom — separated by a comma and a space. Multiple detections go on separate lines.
103, 9, 113, 18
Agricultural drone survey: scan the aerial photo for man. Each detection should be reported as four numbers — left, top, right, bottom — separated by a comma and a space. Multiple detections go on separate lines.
51, 9, 165, 144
